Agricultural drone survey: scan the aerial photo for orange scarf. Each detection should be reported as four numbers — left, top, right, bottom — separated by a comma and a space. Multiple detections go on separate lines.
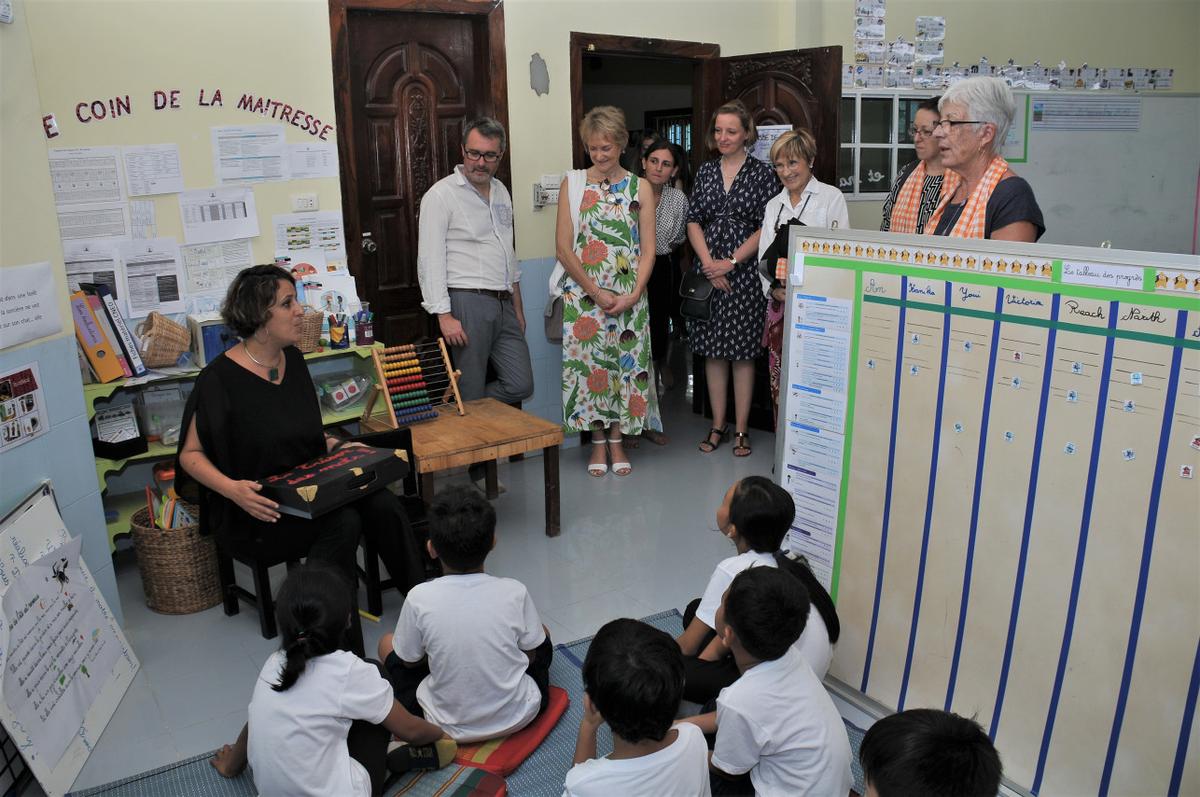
925, 156, 1009, 239
890, 162, 960, 234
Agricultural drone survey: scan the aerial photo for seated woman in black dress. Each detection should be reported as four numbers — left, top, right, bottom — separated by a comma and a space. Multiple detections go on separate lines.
176, 265, 425, 652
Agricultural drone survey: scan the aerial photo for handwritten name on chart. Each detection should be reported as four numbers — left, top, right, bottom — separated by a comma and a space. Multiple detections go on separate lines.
43, 88, 334, 141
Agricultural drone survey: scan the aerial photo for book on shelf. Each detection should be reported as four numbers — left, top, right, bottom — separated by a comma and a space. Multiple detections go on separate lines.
79, 282, 147, 377
70, 290, 124, 383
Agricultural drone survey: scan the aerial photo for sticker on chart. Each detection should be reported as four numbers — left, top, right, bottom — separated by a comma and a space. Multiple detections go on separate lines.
1182, 465, 1194, 479
1004, 431, 1015, 443
1071, 361, 1083, 374
1064, 442, 1077, 455
867, 358, 876, 369
910, 364, 919, 376
1012, 376, 1022, 389
963, 341, 973, 352
954, 422, 964, 434
1123, 400, 1135, 412
1067, 389, 1079, 403
1013, 351, 1022, 362
1122, 448, 1136, 461
1130, 372, 1143, 385
912, 333, 921, 344
1190, 434, 1200, 451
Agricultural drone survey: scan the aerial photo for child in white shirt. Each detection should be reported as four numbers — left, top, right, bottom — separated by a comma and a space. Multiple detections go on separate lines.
379, 485, 552, 743
212, 563, 455, 797
676, 476, 840, 704
682, 567, 852, 797
564, 619, 710, 797
859, 708, 1002, 797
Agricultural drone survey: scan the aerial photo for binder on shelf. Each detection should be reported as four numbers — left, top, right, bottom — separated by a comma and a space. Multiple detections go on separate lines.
80, 282, 147, 376
71, 290, 125, 383
86, 295, 131, 377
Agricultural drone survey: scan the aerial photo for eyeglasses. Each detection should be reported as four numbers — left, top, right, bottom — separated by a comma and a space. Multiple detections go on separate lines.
463, 148, 502, 163
908, 126, 936, 138
772, 160, 810, 173
933, 119, 986, 131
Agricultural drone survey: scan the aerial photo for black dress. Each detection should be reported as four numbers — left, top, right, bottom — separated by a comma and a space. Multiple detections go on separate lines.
686, 157, 780, 360
176, 347, 425, 596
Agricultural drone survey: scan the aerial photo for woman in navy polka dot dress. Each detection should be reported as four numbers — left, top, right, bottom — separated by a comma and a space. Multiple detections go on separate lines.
686, 100, 780, 457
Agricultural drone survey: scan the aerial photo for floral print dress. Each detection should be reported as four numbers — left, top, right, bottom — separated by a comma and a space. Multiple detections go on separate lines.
561, 174, 663, 435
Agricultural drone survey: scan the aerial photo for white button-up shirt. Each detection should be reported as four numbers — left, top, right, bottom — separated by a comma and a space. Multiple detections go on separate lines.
417, 165, 520, 315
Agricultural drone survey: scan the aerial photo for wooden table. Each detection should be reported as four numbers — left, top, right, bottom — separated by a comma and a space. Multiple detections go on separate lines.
403, 398, 564, 536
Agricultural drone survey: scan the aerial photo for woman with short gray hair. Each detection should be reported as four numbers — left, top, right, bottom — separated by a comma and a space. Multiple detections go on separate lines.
927, 77, 1044, 241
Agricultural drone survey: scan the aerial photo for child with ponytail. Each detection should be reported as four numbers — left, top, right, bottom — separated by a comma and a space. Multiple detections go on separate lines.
213, 562, 455, 796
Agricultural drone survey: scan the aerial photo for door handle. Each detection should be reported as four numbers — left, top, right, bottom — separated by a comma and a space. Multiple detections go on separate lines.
361, 233, 378, 253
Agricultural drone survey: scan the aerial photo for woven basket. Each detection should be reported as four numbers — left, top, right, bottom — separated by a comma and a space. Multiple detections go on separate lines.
135, 312, 191, 368
297, 309, 325, 353
130, 505, 222, 614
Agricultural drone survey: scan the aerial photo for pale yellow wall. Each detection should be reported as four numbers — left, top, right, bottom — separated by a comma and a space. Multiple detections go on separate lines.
18, 0, 343, 269
0, 0, 70, 347
799, 0, 1200, 230
503, 0, 795, 258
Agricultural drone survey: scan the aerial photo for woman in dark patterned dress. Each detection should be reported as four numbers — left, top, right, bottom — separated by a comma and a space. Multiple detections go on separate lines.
685, 100, 780, 457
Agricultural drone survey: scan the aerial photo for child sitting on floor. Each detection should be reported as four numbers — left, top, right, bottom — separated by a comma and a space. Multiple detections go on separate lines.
859, 708, 1002, 797
681, 567, 852, 797
212, 562, 455, 797
379, 484, 553, 743
676, 475, 840, 704
564, 619, 711, 797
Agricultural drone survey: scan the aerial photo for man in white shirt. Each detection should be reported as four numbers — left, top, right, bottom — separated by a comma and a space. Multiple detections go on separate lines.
418, 118, 533, 407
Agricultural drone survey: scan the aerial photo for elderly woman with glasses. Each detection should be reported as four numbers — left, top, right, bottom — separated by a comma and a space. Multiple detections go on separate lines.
755, 129, 849, 425
927, 77, 1044, 241
880, 97, 954, 234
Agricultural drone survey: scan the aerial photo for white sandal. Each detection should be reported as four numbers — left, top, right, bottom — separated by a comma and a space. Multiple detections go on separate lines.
587, 438, 608, 477
608, 435, 632, 477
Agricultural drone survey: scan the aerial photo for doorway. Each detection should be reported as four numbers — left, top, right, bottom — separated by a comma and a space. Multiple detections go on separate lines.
329, 0, 509, 345
570, 33, 843, 434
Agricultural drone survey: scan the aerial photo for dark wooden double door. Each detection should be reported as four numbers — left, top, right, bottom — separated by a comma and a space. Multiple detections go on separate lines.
331, 3, 508, 345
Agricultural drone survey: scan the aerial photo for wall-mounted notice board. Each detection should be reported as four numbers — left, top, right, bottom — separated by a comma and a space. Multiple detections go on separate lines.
774, 228, 1199, 796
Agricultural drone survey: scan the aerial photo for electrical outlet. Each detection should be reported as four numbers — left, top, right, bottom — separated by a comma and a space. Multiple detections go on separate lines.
291, 193, 318, 212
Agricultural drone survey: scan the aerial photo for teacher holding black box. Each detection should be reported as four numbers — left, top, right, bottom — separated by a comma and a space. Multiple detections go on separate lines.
176, 264, 425, 654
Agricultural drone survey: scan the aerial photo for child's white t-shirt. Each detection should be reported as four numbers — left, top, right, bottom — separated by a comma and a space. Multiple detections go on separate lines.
694, 551, 834, 678
393, 572, 546, 742
247, 649, 393, 797
711, 647, 852, 797
562, 722, 712, 797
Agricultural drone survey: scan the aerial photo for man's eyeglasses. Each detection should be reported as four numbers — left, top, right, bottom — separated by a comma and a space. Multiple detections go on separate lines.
463, 148, 502, 163
933, 119, 985, 131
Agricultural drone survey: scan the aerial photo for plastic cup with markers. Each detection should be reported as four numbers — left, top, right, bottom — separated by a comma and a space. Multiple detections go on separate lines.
355, 302, 374, 346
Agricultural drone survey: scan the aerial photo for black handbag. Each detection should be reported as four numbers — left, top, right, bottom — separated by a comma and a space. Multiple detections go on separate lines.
679, 268, 714, 321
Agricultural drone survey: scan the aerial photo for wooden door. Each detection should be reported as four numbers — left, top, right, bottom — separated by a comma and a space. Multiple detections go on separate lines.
330, 2, 508, 345
693, 46, 843, 431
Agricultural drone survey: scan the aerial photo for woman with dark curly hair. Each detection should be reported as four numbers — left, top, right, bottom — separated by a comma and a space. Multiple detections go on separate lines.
176, 264, 424, 656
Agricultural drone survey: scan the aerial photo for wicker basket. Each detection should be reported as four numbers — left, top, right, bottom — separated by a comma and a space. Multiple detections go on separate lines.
135, 312, 191, 368
130, 505, 222, 614
297, 309, 325, 353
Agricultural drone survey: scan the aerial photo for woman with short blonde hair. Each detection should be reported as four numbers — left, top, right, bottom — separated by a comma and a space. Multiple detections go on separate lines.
556, 106, 660, 478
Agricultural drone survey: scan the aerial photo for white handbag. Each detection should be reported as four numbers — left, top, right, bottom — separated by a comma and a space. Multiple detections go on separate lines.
544, 169, 586, 343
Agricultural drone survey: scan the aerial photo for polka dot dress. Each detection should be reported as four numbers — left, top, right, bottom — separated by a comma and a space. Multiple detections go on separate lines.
686, 156, 780, 361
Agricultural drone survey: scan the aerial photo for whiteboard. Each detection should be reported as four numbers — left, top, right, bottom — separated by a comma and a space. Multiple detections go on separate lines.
776, 228, 1200, 796
1012, 91, 1200, 255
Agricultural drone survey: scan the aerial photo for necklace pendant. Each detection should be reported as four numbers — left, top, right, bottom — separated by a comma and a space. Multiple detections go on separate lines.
268, 367, 279, 382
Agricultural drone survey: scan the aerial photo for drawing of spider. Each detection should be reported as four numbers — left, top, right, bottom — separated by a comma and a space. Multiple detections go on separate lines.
51, 558, 69, 591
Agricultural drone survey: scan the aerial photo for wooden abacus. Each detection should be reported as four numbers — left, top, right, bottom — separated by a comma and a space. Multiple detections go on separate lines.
362, 338, 464, 429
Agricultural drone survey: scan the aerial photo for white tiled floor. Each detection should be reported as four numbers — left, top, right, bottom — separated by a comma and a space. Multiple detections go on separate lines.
62, 371, 788, 792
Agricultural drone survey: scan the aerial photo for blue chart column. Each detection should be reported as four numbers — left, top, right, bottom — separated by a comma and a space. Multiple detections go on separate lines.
832, 272, 905, 691
856, 275, 948, 704
1037, 304, 1197, 796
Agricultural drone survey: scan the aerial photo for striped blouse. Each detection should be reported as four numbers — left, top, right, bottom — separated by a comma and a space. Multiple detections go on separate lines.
880, 160, 945, 234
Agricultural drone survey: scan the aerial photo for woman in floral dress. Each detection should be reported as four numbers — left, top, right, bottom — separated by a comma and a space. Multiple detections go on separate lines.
555, 106, 659, 477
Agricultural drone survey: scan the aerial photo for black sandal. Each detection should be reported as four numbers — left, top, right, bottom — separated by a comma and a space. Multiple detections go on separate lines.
733, 432, 752, 457
699, 426, 729, 453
